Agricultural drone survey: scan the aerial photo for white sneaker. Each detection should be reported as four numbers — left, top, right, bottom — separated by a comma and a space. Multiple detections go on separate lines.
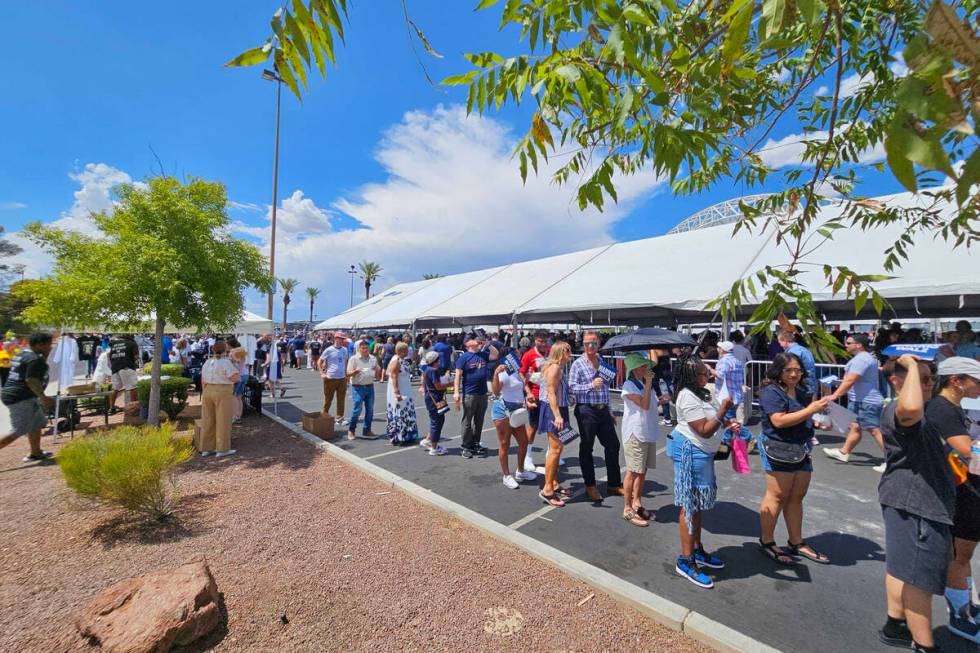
515, 469, 537, 481
558, 457, 566, 466
523, 456, 536, 472
198, 451, 215, 457
429, 445, 447, 456
534, 465, 548, 474
873, 463, 886, 473
214, 449, 237, 458
502, 474, 519, 490
823, 447, 850, 463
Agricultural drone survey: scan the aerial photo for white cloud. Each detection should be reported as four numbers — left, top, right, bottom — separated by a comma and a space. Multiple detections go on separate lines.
757, 128, 885, 169
228, 200, 262, 212
816, 56, 908, 98
0, 201, 26, 210
7, 162, 135, 277
235, 104, 665, 318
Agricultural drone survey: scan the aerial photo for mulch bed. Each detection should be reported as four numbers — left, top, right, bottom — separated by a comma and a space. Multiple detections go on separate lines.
0, 402, 708, 653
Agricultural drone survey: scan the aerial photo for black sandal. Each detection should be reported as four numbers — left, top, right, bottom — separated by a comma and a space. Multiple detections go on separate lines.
636, 506, 653, 521
788, 541, 830, 564
759, 540, 795, 565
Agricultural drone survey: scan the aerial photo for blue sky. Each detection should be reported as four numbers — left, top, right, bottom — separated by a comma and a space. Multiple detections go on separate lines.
0, 1, 906, 322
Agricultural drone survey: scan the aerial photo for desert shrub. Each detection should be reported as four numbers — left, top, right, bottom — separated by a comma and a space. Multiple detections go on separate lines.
142, 363, 186, 377
58, 423, 193, 520
136, 377, 192, 420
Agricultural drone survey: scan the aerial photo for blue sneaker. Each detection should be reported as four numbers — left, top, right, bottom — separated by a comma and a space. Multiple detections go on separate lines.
693, 547, 725, 569
675, 556, 714, 589
948, 614, 980, 644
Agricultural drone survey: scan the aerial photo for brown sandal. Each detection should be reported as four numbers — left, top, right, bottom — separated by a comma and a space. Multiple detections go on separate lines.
623, 511, 649, 527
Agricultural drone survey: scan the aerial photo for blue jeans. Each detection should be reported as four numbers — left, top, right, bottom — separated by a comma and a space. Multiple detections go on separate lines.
349, 384, 375, 434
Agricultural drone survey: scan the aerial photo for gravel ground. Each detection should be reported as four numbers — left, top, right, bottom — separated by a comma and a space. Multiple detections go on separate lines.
0, 401, 708, 653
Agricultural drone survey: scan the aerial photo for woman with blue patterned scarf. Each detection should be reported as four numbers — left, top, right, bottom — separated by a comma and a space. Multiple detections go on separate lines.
667, 354, 735, 589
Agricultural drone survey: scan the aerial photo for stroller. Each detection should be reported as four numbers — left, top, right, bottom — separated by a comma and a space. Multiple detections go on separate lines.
185, 350, 207, 393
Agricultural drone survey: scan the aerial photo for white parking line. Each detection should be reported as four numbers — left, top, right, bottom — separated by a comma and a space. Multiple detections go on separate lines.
361, 426, 496, 461
507, 444, 669, 530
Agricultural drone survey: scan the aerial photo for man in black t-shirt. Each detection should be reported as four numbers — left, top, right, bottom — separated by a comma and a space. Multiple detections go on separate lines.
76, 333, 100, 377
108, 335, 140, 412
877, 355, 952, 652
0, 332, 55, 462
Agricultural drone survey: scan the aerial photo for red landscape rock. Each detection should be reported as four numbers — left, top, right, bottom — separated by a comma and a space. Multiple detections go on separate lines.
74, 555, 220, 653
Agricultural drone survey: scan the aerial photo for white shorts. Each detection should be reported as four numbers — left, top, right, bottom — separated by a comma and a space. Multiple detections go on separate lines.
111, 368, 139, 391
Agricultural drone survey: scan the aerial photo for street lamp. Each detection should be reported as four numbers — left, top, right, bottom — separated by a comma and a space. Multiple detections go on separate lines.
348, 264, 357, 307
263, 68, 283, 321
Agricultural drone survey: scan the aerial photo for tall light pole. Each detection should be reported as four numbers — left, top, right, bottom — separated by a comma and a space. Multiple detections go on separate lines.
263, 68, 283, 320
348, 264, 357, 307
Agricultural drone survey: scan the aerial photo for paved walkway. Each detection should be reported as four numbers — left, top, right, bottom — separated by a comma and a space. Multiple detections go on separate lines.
265, 367, 974, 653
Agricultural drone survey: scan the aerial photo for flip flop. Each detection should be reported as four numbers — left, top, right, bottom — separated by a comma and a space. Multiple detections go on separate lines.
539, 491, 565, 507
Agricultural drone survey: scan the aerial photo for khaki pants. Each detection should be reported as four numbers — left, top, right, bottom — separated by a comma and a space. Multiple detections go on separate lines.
322, 377, 347, 418
201, 383, 234, 453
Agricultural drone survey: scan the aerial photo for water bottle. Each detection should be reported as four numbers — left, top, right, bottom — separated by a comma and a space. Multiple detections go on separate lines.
970, 440, 980, 476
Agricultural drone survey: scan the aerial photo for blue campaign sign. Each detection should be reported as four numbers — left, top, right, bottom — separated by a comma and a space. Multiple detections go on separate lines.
557, 425, 579, 444
881, 344, 943, 360
596, 361, 617, 384
503, 351, 522, 375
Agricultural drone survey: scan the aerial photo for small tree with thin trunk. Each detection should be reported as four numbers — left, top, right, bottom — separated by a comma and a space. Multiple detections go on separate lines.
305, 286, 319, 323
18, 177, 272, 426
358, 261, 381, 300
278, 277, 298, 329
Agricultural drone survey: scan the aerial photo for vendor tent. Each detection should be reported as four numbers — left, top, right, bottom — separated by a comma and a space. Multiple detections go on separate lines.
233, 310, 273, 334
316, 190, 979, 330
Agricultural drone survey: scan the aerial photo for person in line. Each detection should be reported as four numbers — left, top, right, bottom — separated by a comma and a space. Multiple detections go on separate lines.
876, 355, 949, 652
490, 363, 536, 489
432, 334, 453, 375
520, 330, 551, 472
668, 354, 735, 589
386, 342, 419, 445
308, 335, 323, 370
0, 332, 55, 463
757, 352, 831, 565
0, 340, 13, 387
253, 333, 271, 377
108, 334, 141, 413
380, 336, 396, 382
569, 330, 623, 502
200, 341, 240, 458
730, 331, 754, 366
453, 334, 491, 459
319, 332, 349, 424
420, 351, 450, 456
262, 336, 285, 398
620, 353, 666, 527
777, 330, 818, 394
226, 337, 249, 423
823, 334, 887, 472
538, 341, 573, 507
954, 320, 980, 360
346, 340, 379, 440
929, 357, 980, 644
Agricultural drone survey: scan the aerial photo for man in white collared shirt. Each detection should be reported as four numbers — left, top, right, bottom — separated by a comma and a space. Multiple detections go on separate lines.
345, 340, 379, 440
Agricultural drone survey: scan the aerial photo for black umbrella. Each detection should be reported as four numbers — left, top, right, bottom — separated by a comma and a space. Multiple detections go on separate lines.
600, 327, 697, 353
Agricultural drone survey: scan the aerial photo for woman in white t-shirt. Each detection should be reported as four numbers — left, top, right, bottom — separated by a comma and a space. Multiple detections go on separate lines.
200, 341, 241, 458
490, 364, 537, 490
620, 352, 668, 527
668, 354, 735, 590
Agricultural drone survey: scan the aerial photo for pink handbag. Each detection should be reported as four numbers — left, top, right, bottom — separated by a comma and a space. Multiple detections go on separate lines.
731, 437, 751, 474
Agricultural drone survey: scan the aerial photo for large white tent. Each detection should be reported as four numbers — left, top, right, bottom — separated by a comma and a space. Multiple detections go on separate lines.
315, 191, 978, 331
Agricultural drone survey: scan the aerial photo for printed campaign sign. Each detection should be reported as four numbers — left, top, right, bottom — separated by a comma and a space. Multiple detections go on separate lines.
818, 374, 840, 387
596, 361, 617, 384
557, 424, 579, 444
503, 351, 522, 375
881, 344, 943, 360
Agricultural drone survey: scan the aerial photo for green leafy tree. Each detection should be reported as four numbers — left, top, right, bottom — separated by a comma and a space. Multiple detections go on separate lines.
18, 177, 272, 426
358, 260, 382, 299
0, 279, 32, 336
305, 286, 320, 322
278, 277, 299, 328
0, 226, 25, 291
230, 0, 978, 353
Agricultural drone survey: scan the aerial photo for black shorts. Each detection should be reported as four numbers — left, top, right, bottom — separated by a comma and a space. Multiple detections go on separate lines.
952, 482, 980, 542
527, 403, 540, 431
882, 505, 952, 595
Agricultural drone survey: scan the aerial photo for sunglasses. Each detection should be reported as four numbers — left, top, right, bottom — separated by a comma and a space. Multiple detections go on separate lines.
584, 342, 600, 347
782, 367, 803, 374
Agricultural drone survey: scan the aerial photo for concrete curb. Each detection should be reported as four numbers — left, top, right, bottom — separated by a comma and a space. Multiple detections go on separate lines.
263, 409, 781, 653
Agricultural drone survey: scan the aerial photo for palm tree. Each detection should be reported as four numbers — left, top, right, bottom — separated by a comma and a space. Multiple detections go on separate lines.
422, 273, 441, 280
359, 260, 382, 300
278, 277, 299, 329
305, 287, 320, 323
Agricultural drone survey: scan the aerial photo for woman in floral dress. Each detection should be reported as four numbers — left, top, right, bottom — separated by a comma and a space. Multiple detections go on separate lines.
386, 342, 419, 445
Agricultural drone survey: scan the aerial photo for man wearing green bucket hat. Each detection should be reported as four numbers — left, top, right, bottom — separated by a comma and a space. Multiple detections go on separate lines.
620, 352, 669, 526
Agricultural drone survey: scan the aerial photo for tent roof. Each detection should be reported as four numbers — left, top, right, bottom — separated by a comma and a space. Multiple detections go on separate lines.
316, 190, 979, 330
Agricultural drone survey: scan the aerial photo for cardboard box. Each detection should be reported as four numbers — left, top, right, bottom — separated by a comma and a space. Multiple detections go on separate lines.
192, 419, 204, 450
302, 412, 336, 440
